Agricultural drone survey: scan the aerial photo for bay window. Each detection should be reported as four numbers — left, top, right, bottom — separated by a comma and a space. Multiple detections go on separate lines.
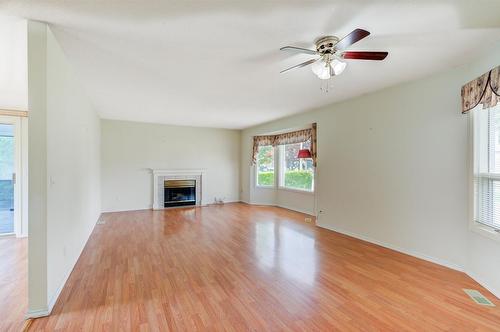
253, 125, 316, 192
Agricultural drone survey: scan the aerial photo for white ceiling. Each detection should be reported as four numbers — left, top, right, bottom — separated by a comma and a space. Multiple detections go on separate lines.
1, 0, 500, 129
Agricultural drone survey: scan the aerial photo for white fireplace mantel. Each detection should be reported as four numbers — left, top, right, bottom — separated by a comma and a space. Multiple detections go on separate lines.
152, 169, 207, 209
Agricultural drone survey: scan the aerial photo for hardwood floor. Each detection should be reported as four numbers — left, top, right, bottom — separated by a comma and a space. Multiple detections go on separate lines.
29, 203, 500, 331
0, 236, 27, 332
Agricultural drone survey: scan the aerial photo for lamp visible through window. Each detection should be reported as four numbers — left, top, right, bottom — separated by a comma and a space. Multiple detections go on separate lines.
297, 149, 312, 159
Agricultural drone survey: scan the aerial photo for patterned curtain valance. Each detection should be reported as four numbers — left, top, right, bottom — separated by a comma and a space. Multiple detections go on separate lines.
251, 124, 317, 166
461, 65, 500, 114
274, 128, 312, 146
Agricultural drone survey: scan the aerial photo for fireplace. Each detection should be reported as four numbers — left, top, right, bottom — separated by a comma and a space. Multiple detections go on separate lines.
164, 180, 196, 207
152, 169, 206, 210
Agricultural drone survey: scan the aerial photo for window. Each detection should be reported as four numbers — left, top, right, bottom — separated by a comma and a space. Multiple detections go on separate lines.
473, 104, 500, 231
256, 145, 275, 187
279, 140, 314, 191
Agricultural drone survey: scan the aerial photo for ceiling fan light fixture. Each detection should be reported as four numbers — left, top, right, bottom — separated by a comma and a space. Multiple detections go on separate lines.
332, 58, 347, 75
311, 56, 346, 80
311, 59, 331, 80
280, 29, 388, 83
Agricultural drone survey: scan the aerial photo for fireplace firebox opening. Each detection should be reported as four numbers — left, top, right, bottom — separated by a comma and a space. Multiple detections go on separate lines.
164, 180, 196, 207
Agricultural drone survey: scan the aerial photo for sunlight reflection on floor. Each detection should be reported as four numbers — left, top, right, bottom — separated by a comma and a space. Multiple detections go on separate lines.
255, 221, 316, 286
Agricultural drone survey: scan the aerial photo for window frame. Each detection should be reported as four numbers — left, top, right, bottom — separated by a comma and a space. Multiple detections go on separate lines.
469, 106, 500, 242
277, 142, 315, 194
255, 145, 276, 188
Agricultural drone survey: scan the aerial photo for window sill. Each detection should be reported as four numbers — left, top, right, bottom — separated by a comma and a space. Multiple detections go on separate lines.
255, 185, 275, 190
470, 222, 500, 243
278, 186, 315, 195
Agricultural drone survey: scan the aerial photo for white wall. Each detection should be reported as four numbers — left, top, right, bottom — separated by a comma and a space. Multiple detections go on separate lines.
0, 15, 27, 110
45, 27, 101, 309
27, 20, 48, 316
276, 190, 315, 216
101, 119, 240, 212
28, 21, 101, 316
241, 42, 500, 297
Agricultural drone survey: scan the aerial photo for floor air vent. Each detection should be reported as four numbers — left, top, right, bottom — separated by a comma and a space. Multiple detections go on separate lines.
463, 289, 495, 307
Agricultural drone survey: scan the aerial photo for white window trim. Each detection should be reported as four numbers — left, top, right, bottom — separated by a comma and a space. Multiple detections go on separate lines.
277, 186, 315, 195
255, 183, 276, 189
469, 108, 500, 242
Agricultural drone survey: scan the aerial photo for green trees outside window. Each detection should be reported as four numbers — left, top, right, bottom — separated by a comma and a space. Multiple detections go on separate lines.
256, 145, 274, 186
256, 141, 314, 191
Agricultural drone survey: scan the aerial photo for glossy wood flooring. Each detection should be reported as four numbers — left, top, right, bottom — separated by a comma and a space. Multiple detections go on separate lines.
30, 204, 500, 331
0, 236, 27, 332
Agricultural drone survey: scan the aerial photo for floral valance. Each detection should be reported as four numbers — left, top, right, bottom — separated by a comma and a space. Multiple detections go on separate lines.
461, 65, 500, 114
252, 123, 317, 166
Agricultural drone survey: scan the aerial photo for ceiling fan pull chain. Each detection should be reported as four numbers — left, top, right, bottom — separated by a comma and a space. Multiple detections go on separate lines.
320, 77, 335, 93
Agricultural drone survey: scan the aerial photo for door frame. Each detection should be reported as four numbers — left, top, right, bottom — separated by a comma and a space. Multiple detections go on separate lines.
0, 114, 27, 237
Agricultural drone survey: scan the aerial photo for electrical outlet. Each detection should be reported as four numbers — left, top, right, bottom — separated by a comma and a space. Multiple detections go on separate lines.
305, 217, 312, 223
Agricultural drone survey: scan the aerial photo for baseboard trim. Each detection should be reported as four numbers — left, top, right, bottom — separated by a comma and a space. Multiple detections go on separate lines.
276, 203, 314, 216
104, 199, 243, 214
46, 260, 74, 314
466, 270, 500, 299
25, 308, 49, 319
101, 207, 152, 213
40, 214, 101, 318
247, 201, 275, 207
245, 201, 315, 217
317, 223, 464, 272
246, 204, 464, 272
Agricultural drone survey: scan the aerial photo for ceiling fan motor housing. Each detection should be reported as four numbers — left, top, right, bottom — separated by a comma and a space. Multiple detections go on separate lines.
315, 36, 340, 55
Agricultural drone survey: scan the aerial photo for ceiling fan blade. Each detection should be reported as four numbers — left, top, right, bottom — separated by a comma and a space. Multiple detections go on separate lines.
280, 58, 318, 73
342, 51, 388, 60
280, 46, 317, 56
334, 28, 370, 51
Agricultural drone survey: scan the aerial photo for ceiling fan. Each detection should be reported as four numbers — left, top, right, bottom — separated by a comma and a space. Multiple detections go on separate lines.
280, 28, 388, 80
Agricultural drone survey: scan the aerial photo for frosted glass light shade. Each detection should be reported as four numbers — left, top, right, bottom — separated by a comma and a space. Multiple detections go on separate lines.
332, 59, 347, 75
311, 60, 331, 80
311, 58, 347, 79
